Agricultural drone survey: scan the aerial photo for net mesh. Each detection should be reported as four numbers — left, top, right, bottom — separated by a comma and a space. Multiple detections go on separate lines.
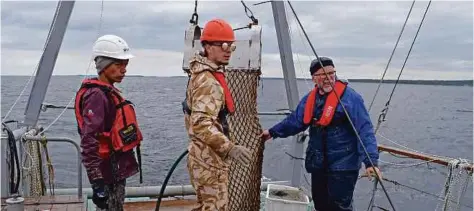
435, 159, 472, 211
225, 68, 264, 211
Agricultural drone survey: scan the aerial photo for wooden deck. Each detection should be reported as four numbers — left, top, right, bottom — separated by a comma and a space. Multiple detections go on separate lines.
124, 198, 198, 211
1, 195, 85, 211
1, 195, 197, 211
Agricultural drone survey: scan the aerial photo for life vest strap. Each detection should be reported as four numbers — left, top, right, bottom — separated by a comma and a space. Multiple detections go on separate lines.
137, 144, 143, 184
303, 80, 347, 127
181, 71, 233, 137
211, 72, 235, 114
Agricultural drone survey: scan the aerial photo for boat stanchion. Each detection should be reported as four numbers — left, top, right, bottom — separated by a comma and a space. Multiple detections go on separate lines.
5, 196, 24, 211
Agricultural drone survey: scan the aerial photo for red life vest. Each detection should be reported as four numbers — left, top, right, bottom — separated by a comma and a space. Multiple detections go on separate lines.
303, 80, 347, 127
74, 78, 143, 159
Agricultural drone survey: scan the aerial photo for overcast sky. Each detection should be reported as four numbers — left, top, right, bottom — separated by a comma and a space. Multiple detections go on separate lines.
1, 0, 472, 80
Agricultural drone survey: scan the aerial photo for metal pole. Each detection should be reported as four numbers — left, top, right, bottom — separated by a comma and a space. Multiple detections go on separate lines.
53, 181, 290, 198
1, 132, 9, 198
23, 1, 75, 127
271, 0, 303, 187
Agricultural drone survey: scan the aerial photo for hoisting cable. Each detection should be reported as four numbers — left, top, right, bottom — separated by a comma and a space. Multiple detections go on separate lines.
373, 0, 432, 134
189, 0, 198, 25
367, 179, 379, 211
367, 0, 416, 112
233, 0, 259, 31
286, 1, 397, 210
1, 0, 61, 123
154, 150, 189, 211
240, 0, 258, 25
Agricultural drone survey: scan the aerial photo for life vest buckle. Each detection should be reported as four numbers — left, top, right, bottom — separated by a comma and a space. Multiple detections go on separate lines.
182, 100, 192, 115
119, 123, 139, 144
311, 118, 319, 127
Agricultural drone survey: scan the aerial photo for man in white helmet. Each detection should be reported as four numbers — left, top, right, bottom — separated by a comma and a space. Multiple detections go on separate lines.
74, 34, 143, 211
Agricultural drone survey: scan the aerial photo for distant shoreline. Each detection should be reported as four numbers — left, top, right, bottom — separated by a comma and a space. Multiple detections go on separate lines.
1, 75, 472, 86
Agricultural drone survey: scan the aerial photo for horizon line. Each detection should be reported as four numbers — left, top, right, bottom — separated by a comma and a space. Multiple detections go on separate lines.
1, 75, 473, 81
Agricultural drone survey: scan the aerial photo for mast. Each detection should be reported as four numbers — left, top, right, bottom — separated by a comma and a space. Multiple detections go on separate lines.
270, 0, 303, 187
23, 1, 75, 127
6, 0, 75, 198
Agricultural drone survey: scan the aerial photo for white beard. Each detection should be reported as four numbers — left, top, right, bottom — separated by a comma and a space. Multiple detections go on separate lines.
317, 83, 334, 94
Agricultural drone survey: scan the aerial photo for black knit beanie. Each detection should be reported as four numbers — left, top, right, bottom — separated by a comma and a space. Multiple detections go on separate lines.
309, 57, 334, 75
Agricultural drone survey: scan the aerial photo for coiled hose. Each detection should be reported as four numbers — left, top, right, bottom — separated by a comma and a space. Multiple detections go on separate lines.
154, 149, 189, 211
2, 122, 21, 195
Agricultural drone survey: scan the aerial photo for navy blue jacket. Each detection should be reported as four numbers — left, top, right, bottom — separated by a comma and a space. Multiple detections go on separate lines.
269, 84, 379, 172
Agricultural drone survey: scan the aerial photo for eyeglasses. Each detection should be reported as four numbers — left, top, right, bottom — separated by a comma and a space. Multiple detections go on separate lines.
209, 42, 236, 52
313, 71, 336, 77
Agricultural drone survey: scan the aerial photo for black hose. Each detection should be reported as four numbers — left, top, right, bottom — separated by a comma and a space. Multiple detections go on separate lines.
154, 150, 189, 211
2, 123, 21, 194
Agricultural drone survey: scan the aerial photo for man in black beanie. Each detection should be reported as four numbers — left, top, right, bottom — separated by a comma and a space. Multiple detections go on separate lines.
261, 56, 381, 211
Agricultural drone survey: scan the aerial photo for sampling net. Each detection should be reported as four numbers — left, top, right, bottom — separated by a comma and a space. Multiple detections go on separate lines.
226, 69, 264, 211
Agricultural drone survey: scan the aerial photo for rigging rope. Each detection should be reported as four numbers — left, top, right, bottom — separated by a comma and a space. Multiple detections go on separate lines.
1, 0, 62, 123
359, 173, 473, 210
285, 2, 313, 91
374, 0, 432, 134
285, 1, 397, 210
435, 159, 472, 211
367, 0, 416, 112
38, 0, 105, 135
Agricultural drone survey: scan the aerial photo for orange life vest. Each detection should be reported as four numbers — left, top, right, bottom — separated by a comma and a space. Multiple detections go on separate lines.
74, 78, 143, 159
182, 71, 235, 136
211, 72, 235, 114
303, 80, 347, 127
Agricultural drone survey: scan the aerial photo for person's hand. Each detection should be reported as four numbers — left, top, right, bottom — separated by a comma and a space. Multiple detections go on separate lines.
260, 130, 272, 142
366, 166, 382, 181
229, 145, 251, 165
91, 179, 108, 209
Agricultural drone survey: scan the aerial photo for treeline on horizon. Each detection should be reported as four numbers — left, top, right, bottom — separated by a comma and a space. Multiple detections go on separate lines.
3, 75, 473, 86
129, 76, 474, 86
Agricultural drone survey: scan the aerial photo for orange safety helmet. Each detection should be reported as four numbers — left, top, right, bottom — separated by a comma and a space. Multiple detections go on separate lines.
200, 19, 235, 42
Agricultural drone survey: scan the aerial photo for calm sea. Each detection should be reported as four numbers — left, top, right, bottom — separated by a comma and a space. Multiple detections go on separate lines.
1, 75, 472, 210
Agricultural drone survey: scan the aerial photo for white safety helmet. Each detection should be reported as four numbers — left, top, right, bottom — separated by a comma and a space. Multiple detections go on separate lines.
92, 34, 134, 60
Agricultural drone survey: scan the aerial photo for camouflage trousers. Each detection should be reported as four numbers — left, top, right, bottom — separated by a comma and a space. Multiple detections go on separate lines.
187, 156, 229, 211
96, 180, 126, 211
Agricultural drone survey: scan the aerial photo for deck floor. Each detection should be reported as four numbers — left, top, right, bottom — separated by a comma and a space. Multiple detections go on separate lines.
1, 195, 85, 211
124, 198, 198, 211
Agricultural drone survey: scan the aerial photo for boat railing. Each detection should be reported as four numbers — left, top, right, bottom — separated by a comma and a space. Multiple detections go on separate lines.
22, 135, 83, 198
4, 110, 293, 199
10, 108, 473, 202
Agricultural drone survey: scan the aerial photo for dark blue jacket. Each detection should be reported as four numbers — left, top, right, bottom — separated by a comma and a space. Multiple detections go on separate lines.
269, 84, 379, 172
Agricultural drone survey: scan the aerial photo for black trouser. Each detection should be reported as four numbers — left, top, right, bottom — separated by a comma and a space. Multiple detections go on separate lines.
96, 179, 126, 211
311, 169, 359, 211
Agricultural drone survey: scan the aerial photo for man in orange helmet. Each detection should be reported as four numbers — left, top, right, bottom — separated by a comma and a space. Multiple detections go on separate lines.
182, 18, 252, 211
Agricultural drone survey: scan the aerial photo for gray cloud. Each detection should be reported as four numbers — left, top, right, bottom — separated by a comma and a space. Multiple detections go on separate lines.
1, 0, 472, 79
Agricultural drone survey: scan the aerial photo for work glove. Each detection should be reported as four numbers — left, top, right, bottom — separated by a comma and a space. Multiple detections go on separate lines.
229, 145, 252, 166
91, 179, 108, 209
